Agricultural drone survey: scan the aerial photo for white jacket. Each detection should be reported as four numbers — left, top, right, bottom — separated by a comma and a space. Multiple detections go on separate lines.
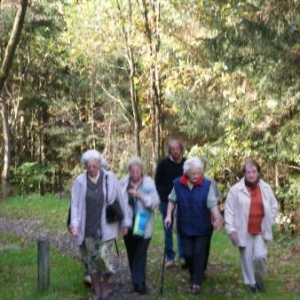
70, 169, 132, 245
119, 176, 160, 239
225, 178, 278, 247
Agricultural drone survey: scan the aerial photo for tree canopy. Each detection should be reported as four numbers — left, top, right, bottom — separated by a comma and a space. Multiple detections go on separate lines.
1, 0, 300, 230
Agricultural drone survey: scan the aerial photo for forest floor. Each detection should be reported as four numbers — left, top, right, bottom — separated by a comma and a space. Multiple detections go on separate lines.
1, 194, 300, 300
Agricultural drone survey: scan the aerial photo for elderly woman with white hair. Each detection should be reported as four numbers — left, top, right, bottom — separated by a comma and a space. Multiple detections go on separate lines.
70, 150, 131, 300
164, 157, 223, 295
120, 157, 160, 295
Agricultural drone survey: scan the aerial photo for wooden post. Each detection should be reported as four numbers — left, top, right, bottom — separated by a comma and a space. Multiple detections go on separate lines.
38, 238, 50, 291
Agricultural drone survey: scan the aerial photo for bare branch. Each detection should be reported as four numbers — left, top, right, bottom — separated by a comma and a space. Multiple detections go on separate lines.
99, 83, 132, 124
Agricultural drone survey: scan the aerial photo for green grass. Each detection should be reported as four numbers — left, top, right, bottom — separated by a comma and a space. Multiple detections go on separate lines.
149, 215, 300, 300
0, 233, 88, 300
1, 195, 300, 299
0, 194, 70, 231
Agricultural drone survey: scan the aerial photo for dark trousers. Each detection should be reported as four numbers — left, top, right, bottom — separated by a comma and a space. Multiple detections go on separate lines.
181, 235, 211, 285
160, 201, 183, 260
204, 231, 213, 272
124, 231, 151, 287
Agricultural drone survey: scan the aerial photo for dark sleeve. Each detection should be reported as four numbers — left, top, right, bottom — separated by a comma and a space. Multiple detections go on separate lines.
154, 160, 165, 198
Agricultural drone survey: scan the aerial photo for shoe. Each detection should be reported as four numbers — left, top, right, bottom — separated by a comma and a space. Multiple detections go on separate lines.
134, 282, 146, 295
191, 285, 201, 295
83, 274, 92, 287
255, 273, 265, 292
248, 285, 256, 293
166, 259, 175, 268
255, 279, 265, 291
180, 258, 187, 269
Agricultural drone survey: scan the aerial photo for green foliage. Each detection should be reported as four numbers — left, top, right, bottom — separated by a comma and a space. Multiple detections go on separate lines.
0, 0, 299, 221
10, 162, 67, 196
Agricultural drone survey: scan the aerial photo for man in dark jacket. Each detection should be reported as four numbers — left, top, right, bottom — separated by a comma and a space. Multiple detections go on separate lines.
155, 139, 186, 268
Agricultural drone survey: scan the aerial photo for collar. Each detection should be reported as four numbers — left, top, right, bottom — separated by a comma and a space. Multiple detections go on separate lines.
180, 174, 203, 186
88, 170, 100, 184
237, 178, 267, 194
129, 177, 143, 190
244, 178, 260, 189
169, 155, 183, 164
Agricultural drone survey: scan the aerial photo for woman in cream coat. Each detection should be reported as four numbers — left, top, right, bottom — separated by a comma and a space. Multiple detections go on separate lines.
120, 157, 160, 295
225, 159, 278, 293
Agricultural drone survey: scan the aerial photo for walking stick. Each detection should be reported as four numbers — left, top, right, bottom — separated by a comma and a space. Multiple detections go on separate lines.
159, 246, 167, 294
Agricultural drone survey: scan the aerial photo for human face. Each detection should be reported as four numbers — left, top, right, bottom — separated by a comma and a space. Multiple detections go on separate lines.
86, 159, 100, 178
186, 167, 202, 184
129, 164, 143, 183
244, 164, 259, 183
169, 142, 182, 161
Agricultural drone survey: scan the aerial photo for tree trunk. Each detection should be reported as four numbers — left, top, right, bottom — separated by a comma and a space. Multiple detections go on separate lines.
141, 0, 163, 170
116, 0, 141, 156
0, 0, 28, 91
0, 0, 28, 199
1, 101, 12, 198
129, 56, 141, 157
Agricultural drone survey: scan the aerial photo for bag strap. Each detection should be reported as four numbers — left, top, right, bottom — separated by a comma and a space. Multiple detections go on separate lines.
105, 174, 108, 204
106, 174, 120, 258
133, 196, 138, 215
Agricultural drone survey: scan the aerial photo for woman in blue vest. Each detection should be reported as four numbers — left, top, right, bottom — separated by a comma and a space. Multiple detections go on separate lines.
164, 157, 223, 295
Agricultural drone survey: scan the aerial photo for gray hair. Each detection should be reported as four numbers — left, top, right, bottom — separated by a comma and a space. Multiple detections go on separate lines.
81, 149, 101, 166
183, 157, 204, 174
127, 157, 144, 172
167, 139, 184, 154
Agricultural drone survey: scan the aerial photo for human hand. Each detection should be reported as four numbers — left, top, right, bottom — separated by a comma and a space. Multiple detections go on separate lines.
121, 227, 129, 236
213, 216, 224, 231
128, 189, 141, 199
164, 216, 172, 229
229, 232, 239, 246
71, 227, 78, 238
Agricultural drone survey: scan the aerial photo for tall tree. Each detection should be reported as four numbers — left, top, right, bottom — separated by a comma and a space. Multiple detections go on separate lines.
0, 0, 28, 198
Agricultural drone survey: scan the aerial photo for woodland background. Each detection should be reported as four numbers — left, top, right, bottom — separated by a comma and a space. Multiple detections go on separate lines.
0, 0, 300, 233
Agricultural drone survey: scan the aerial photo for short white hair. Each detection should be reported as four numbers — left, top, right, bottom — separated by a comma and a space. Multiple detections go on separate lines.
183, 157, 204, 174
81, 149, 101, 166
127, 157, 144, 172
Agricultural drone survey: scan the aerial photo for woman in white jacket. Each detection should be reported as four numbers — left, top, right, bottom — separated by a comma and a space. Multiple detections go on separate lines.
225, 159, 278, 293
70, 150, 131, 300
120, 157, 160, 295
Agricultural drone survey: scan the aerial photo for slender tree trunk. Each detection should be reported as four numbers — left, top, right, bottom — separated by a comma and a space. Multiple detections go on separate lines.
0, 0, 28, 199
1, 101, 12, 198
140, 0, 163, 170
116, 0, 141, 156
128, 55, 141, 157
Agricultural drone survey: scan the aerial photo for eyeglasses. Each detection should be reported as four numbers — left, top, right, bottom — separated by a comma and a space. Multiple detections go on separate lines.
87, 164, 99, 170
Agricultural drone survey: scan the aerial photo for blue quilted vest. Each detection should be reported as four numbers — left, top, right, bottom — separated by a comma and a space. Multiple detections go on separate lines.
173, 177, 213, 236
